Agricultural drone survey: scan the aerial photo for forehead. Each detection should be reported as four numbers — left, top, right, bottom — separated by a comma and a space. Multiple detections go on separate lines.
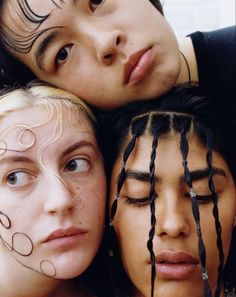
2, 0, 63, 35
0, 103, 94, 143
119, 133, 228, 173
4, 0, 60, 15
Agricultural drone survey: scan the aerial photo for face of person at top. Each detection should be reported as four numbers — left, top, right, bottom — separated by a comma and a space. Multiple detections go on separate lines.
0, 102, 106, 280
1, 0, 180, 109
110, 133, 236, 297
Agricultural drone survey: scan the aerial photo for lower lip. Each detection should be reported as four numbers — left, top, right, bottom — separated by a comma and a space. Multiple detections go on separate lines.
156, 263, 197, 280
43, 233, 86, 249
127, 48, 154, 85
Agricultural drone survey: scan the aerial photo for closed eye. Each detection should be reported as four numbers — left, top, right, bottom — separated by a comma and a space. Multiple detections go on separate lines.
185, 192, 214, 204
196, 194, 214, 204
125, 196, 150, 207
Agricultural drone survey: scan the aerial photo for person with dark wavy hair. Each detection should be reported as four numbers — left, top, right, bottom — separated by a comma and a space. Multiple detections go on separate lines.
101, 86, 236, 297
0, 1, 235, 110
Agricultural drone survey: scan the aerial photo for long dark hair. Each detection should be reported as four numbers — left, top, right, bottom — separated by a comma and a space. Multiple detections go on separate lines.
100, 86, 236, 297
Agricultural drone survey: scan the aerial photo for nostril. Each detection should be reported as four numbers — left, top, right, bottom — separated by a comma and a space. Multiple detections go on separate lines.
116, 36, 121, 45
104, 53, 113, 60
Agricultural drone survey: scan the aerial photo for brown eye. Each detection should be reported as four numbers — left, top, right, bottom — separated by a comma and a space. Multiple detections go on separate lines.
89, 0, 104, 12
64, 158, 89, 173
55, 45, 72, 66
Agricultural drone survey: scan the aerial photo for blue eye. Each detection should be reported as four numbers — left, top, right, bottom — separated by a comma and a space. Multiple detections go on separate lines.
89, 0, 104, 12
6, 171, 33, 186
65, 158, 89, 173
55, 45, 72, 66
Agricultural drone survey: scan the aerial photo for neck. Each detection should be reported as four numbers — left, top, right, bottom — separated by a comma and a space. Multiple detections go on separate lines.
176, 37, 199, 86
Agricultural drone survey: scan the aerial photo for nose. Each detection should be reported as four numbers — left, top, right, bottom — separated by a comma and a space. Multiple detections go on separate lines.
156, 193, 191, 238
94, 29, 125, 65
43, 175, 75, 216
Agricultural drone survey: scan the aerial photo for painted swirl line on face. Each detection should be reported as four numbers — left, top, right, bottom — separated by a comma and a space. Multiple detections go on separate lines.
0, 139, 8, 156
0, 211, 57, 278
0, 211, 11, 229
17, 127, 36, 148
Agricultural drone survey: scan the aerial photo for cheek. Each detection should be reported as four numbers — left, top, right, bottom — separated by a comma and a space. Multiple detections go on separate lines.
114, 209, 150, 269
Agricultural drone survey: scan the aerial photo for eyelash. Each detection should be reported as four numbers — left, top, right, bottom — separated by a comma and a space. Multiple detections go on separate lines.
195, 194, 214, 204
126, 197, 150, 207
55, 44, 72, 68
125, 193, 215, 207
89, 0, 104, 12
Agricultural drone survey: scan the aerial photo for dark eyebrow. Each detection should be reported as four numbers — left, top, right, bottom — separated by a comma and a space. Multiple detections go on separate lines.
35, 30, 61, 70
62, 141, 96, 156
123, 167, 226, 184
124, 170, 161, 183
186, 167, 226, 182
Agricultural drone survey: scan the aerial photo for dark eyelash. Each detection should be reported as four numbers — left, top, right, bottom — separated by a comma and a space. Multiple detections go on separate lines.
196, 195, 214, 204
126, 197, 150, 207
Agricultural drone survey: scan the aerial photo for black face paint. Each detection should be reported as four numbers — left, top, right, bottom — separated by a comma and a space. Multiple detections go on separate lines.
0, 0, 65, 53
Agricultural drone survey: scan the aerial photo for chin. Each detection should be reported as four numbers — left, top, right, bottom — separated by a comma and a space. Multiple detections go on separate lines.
52, 255, 94, 280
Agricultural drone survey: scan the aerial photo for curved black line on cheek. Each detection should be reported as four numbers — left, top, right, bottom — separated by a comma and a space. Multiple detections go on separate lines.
0, 211, 11, 229
0, 211, 58, 278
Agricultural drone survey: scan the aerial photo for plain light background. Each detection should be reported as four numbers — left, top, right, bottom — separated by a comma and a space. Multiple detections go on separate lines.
162, 0, 236, 37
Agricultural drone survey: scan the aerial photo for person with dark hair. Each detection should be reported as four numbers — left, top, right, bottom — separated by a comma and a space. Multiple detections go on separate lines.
0, 82, 113, 297
101, 86, 236, 297
0, 0, 235, 109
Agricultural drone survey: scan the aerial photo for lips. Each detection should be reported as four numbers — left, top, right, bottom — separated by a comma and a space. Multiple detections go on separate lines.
42, 227, 87, 244
124, 47, 154, 85
155, 251, 199, 280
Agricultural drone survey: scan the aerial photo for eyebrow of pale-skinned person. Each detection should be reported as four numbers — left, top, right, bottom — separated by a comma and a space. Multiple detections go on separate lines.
0, 156, 34, 166
61, 140, 97, 157
123, 167, 227, 184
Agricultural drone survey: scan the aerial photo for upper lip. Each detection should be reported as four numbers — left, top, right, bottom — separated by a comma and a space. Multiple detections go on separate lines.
155, 251, 199, 264
123, 48, 151, 84
42, 227, 87, 243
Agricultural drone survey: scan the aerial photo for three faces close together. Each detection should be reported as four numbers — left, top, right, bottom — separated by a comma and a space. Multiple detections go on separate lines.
0, 84, 235, 297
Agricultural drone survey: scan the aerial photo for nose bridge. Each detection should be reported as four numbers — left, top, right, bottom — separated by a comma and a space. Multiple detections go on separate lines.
81, 21, 125, 64
43, 172, 75, 215
156, 191, 190, 238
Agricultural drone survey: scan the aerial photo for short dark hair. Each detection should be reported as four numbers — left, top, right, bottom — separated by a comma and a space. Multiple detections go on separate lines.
150, 0, 164, 15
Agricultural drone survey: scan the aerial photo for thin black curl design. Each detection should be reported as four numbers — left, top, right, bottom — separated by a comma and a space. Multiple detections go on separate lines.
1, 0, 65, 53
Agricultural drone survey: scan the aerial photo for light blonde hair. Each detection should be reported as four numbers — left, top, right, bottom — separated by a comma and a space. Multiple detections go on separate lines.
0, 80, 97, 127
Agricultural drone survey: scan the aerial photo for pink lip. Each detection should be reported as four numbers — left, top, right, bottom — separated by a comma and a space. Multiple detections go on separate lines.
42, 227, 87, 249
154, 251, 199, 280
124, 47, 154, 85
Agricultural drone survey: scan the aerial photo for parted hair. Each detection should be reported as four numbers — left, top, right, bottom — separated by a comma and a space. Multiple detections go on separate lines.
100, 86, 236, 297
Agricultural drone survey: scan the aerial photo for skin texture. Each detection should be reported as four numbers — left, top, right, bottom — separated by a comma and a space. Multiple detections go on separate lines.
0, 104, 106, 297
1, 0, 182, 109
110, 133, 236, 297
